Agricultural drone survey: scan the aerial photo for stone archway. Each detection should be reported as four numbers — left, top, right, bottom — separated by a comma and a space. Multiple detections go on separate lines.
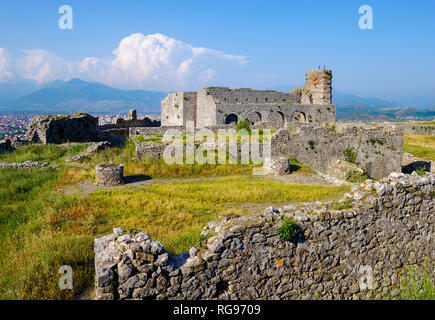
245, 111, 262, 125
291, 111, 306, 123
225, 113, 239, 124
268, 111, 284, 126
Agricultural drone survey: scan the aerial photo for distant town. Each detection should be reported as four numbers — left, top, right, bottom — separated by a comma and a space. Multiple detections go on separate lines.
0, 112, 161, 141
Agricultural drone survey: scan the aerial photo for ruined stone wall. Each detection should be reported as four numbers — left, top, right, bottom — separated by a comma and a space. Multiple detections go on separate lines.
94, 172, 434, 300
202, 87, 300, 105
183, 92, 197, 125
25, 113, 98, 144
113, 117, 160, 129
215, 104, 335, 126
129, 126, 184, 137
196, 88, 218, 128
130, 123, 400, 179
135, 141, 168, 160
272, 123, 403, 179
162, 79, 335, 129
400, 124, 435, 136
161, 92, 197, 127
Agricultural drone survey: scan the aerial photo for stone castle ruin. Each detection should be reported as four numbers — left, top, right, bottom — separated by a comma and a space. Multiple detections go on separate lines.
1, 69, 427, 181
161, 70, 335, 128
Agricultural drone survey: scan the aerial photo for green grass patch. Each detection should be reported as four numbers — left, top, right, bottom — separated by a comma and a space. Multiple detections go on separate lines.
403, 134, 435, 161
0, 143, 88, 164
346, 169, 370, 183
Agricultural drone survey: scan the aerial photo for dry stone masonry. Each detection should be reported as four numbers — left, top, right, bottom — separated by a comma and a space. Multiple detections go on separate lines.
25, 113, 99, 144
94, 172, 434, 300
272, 123, 403, 179
95, 164, 124, 186
65, 141, 110, 163
0, 161, 58, 169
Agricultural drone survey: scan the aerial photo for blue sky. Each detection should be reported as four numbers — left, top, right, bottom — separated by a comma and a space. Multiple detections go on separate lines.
0, 0, 434, 100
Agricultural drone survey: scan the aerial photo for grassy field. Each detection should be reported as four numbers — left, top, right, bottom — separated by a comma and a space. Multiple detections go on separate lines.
0, 143, 351, 300
403, 134, 435, 161
396, 121, 435, 126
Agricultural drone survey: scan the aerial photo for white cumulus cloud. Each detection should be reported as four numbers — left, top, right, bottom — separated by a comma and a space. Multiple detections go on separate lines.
0, 48, 13, 82
0, 33, 247, 90
18, 49, 69, 83
104, 33, 247, 90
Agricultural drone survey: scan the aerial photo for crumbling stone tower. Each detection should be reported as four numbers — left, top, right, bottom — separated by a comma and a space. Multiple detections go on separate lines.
304, 70, 332, 105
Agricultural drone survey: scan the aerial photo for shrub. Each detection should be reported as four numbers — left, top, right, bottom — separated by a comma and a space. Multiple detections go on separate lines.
308, 140, 315, 150
279, 218, 299, 241
346, 169, 370, 183
236, 120, 251, 133
343, 147, 357, 163
416, 167, 426, 176
332, 199, 353, 210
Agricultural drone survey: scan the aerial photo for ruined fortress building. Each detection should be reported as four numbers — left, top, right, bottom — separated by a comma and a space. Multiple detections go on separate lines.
161, 70, 335, 128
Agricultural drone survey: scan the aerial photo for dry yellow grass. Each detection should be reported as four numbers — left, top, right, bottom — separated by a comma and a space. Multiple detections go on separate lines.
403, 134, 435, 161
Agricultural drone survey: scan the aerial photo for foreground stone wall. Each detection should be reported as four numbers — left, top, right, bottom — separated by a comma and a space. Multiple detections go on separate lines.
94, 172, 434, 300
273, 123, 403, 179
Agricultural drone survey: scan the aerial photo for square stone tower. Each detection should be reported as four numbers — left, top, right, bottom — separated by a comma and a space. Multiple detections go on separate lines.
304, 70, 332, 105
161, 92, 197, 127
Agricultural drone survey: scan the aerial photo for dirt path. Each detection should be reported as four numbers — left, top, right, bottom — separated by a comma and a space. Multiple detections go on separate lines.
59, 171, 338, 197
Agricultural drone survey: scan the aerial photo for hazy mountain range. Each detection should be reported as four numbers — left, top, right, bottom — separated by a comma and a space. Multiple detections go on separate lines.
0, 79, 433, 121
0, 79, 167, 114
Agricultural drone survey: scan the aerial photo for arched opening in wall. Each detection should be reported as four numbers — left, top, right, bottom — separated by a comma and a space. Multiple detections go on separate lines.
268, 111, 284, 127
291, 111, 307, 123
245, 111, 262, 125
225, 113, 238, 124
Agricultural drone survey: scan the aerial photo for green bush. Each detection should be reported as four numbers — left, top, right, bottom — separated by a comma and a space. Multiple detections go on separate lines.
332, 199, 353, 210
308, 140, 315, 150
279, 218, 299, 241
343, 147, 357, 163
236, 120, 251, 133
346, 169, 370, 183
416, 167, 426, 176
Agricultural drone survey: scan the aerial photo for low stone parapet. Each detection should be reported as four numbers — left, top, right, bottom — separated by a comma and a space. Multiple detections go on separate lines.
0, 160, 57, 169
95, 164, 124, 186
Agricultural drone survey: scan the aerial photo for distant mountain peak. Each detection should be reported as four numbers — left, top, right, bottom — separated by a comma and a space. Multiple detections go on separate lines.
66, 78, 86, 84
